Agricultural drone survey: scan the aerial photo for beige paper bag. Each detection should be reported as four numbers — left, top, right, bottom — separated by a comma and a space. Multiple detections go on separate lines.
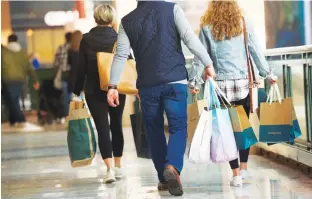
187, 96, 207, 143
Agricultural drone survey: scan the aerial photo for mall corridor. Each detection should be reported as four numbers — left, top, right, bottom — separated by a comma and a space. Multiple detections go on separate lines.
2, 127, 312, 199
1, 0, 312, 199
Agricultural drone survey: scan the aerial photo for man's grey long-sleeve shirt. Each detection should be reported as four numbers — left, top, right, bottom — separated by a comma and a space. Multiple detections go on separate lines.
109, 4, 213, 86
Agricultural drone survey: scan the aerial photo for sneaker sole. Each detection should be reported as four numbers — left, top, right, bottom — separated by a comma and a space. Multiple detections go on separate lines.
104, 178, 116, 184
163, 169, 183, 196
115, 175, 123, 179
230, 183, 242, 187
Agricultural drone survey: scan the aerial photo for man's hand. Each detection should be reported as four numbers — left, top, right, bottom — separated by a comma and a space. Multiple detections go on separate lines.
204, 65, 216, 80
107, 89, 120, 107
190, 88, 200, 95
33, 81, 40, 90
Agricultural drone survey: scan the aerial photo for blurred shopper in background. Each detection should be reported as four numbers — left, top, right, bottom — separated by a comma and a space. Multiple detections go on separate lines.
1, 34, 40, 128
107, 1, 215, 196
53, 32, 72, 118
189, 0, 277, 187
67, 31, 82, 96
73, 4, 127, 184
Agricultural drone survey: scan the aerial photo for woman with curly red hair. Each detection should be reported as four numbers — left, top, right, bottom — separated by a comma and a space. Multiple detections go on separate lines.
189, 0, 277, 187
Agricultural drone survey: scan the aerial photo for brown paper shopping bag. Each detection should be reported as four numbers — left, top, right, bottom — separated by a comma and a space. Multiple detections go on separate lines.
97, 43, 138, 95
187, 96, 207, 143
259, 85, 293, 143
229, 105, 258, 149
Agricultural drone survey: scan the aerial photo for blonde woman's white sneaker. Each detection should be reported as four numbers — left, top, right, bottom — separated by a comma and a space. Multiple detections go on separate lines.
104, 169, 116, 184
240, 170, 249, 180
115, 167, 124, 179
230, 176, 243, 187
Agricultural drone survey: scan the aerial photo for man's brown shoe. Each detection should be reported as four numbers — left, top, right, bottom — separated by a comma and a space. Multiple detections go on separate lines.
157, 181, 168, 191
163, 166, 183, 196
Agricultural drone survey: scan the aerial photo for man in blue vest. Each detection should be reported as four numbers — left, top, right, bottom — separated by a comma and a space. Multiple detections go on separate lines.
107, 1, 215, 196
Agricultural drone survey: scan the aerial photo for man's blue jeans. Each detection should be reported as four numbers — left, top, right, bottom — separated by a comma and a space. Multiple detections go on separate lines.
139, 83, 188, 182
3, 82, 26, 125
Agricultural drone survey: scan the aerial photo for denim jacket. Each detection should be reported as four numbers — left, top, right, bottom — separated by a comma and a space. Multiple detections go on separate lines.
189, 18, 272, 86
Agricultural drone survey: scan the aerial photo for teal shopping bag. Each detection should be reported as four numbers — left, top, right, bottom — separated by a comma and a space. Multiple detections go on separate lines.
229, 105, 258, 150
289, 105, 302, 142
67, 105, 96, 167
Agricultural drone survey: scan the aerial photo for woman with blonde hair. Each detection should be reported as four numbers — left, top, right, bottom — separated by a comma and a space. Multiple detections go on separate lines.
73, 4, 129, 183
189, 0, 277, 187
68, 30, 82, 93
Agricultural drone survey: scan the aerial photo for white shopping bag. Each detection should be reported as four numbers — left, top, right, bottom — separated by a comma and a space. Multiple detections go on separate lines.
208, 79, 238, 163
188, 109, 212, 164
210, 108, 238, 163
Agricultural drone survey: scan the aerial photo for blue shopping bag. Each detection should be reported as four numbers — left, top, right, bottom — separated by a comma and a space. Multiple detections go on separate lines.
290, 105, 302, 142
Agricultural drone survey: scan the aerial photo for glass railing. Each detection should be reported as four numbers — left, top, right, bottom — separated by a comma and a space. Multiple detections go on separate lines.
265, 45, 312, 151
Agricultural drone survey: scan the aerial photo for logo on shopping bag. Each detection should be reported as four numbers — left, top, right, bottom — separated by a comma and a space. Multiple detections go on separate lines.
268, 132, 282, 135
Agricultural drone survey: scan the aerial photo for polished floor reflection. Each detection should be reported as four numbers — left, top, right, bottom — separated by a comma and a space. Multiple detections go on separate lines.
2, 127, 312, 199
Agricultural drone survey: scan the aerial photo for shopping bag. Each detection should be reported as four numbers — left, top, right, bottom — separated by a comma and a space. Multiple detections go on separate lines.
208, 79, 238, 163
259, 84, 293, 143
188, 109, 212, 164
258, 88, 301, 144
187, 95, 207, 144
290, 103, 302, 141
130, 109, 152, 159
53, 68, 62, 90
229, 105, 258, 150
67, 101, 97, 167
97, 43, 138, 95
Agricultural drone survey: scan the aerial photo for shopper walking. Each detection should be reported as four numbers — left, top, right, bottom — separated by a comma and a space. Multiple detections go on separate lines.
53, 32, 72, 117
107, 1, 215, 196
73, 4, 126, 184
67, 30, 82, 94
1, 34, 40, 128
189, 0, 277, 187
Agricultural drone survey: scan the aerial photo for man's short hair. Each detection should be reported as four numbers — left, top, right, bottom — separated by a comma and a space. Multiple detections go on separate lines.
8, 34, 18, 42
65, 32, 72, 43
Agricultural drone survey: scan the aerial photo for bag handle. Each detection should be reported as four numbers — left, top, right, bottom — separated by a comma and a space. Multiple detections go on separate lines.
112, 42, 135, 61
203, 80, 219, 110
242, 17, 256, 85
266, 84, 282, 104
112, 42, 117, 54
208, 78, 232, 107
192, 94, 198, 103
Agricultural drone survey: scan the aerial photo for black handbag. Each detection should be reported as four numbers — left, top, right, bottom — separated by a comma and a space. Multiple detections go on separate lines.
130, 100, 152, 159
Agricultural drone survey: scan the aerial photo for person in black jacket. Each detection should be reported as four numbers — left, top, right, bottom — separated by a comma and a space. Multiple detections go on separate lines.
68, 30, 82, 93
73, 4, 126, 184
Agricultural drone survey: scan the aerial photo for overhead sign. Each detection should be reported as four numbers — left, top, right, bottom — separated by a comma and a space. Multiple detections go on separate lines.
44, 11, 79, 26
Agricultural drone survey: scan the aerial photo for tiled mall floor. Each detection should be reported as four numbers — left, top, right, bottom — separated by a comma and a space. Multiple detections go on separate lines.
2, 127, 312, 199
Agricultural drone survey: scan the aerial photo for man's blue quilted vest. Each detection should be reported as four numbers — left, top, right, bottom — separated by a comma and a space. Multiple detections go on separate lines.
122, 1, 186, 88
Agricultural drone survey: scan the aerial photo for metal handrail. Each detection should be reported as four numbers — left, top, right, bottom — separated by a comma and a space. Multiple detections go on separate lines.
265, 45, 312, 56
185, 45, 312, 60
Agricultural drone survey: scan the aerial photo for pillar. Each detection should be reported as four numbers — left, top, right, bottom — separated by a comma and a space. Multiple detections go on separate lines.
1, 1, 12, 45
76, 0, 86, 18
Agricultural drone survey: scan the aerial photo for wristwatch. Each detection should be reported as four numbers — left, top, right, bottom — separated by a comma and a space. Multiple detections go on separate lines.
108, 85, 117, 90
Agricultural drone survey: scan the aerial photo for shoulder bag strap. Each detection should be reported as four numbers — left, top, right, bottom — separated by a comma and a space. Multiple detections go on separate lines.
112, 42, 135, 60
112, 42, 117, 54
242, 17, 256, 83
242, 17, 257, 113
